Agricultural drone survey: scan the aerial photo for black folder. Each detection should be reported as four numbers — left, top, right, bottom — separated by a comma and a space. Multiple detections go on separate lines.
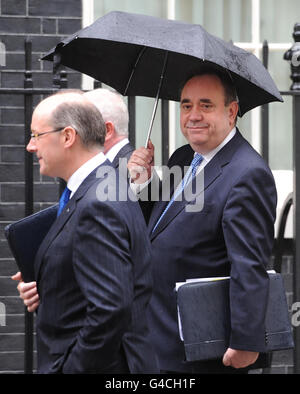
177, 272, 294, 362
5, 205, 58, 282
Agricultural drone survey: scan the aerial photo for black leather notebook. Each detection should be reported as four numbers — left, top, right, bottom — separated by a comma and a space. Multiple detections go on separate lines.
5, 205, 58, 282
177, 272, 294, 362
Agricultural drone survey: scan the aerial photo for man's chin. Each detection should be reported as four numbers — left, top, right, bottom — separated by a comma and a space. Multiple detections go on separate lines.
39, 166, 49, 177
187, 137, 208, 148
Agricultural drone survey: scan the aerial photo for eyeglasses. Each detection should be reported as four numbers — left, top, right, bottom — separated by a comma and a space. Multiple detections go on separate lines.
30, 128, 64, 140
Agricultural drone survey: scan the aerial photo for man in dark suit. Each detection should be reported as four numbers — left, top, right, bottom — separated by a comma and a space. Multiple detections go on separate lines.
15, 91, 158, 374
84, 88, 134, 167
128, 68, 277, 373
13, 88, 135, 314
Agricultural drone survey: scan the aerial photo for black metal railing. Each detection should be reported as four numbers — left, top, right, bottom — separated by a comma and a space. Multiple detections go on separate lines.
263, 22, 300, 373
274, 193, 294, 274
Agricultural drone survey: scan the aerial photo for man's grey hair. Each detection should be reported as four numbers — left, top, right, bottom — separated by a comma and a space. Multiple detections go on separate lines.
84, 88, 129, 137
49, 92, 106, 148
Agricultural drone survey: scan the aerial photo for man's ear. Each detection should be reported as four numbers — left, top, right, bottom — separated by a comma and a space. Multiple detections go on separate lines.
228, 101, 239, 126
63, 126, 77, 148
105, 121, 115, 141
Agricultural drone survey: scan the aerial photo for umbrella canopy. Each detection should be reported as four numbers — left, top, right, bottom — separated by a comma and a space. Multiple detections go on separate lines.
43, 11, 283, 116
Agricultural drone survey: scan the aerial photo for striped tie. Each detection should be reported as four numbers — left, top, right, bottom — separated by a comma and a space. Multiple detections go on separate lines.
152, 153, 203, 233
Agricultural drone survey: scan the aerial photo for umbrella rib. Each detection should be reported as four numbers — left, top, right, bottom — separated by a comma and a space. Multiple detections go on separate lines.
123, 46, 147, 96
225, 69, 242, 117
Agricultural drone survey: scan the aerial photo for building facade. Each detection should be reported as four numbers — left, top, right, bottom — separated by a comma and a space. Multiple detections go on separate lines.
0, 0, 297, 373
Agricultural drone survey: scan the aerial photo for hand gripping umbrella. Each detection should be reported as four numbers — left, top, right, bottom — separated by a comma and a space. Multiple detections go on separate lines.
43, 11, 283, 146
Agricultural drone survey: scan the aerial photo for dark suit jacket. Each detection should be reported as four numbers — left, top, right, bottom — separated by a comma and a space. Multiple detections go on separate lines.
146, 130, 277, 373
111, 142, 134, 168
34, 160, 158, 374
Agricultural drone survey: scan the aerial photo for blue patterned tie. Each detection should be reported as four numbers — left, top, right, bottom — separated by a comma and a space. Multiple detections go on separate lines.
152, 153, 203, 233
57, 186, 71, 217
191, 153, 203, 177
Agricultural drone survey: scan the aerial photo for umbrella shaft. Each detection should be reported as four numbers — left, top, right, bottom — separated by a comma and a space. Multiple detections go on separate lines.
145, 95, 159, 148
145, 51, 169, 148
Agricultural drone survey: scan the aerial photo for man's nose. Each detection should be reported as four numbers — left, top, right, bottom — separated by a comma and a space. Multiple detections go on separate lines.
189, 106, 204, 121
26, 138, 36, 153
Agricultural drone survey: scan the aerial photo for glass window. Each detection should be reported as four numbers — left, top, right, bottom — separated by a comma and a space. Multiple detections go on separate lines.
175, 0, 252, 42
269, 98, 293, 170
94, 0, 166, 18
260, 0, 300, 43
260, 0, 299, 170
266, 50, 293, 170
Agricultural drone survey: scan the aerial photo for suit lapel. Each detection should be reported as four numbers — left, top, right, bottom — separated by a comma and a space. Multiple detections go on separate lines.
34, 194, 77, 281
149, 130, 244, 240
149, 158, 223, 239
34, 160, 114, 281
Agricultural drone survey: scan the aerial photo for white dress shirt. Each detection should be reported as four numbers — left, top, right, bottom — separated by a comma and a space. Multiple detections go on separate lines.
67, 152, 107, 198
194, 127, 236, 174
105, 138, 130, 164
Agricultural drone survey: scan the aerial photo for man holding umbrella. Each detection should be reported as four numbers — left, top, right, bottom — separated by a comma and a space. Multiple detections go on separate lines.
128, 67, 277, 373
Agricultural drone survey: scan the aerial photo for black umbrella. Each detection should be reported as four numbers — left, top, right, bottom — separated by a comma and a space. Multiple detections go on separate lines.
43, 11, 283, 143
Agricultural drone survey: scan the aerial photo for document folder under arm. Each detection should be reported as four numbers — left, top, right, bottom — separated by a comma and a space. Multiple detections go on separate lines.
5, 205, 58, 282
177, 273, 294, 362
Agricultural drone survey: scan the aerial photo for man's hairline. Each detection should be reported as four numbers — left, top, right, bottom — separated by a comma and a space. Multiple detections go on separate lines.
180, 73, 237, 108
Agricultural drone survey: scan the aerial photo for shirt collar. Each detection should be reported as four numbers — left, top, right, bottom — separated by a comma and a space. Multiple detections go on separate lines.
105, 138, 129, 163
67, 152, 106, 198
198, 127, 236, 164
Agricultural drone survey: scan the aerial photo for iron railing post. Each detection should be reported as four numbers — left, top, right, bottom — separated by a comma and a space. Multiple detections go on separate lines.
52, 53, 67, 195
261, 40, 269, 164
24, 38, 34, 374
293, 93, 300, 374
284, 22, 300, 374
